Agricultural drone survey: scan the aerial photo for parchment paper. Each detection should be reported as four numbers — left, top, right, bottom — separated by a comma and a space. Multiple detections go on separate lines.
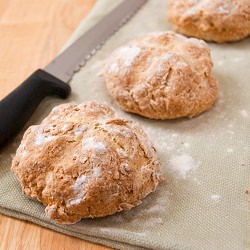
0, 1, 249, 249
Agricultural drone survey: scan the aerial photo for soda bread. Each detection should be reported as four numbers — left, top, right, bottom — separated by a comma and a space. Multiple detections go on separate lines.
103, 31, 218, 119
167, 0, 250, 43
11, 102, 161, 224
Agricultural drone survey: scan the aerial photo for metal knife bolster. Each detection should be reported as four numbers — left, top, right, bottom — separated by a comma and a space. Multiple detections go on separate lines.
0, 0, 147, 146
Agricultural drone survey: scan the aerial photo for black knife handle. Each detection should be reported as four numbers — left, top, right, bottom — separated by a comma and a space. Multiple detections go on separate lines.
0, 69, 71, 147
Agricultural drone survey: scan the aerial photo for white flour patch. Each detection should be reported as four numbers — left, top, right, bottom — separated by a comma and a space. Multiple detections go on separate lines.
161, 52, 173, 62
146, 197, 169, 214
116, 148, 129, 158
18, 142, 27, 157
108, 63, 120, 73
62, 124, 72, 132
149, 217, 164, 225
99, 228, 147, 237
183, 142, 190, 148
184, 0, 211, 16
240, 109, 248, 118
147, 31, 166, 37
69, 175, 88, 206
72, 175, 88, 190
211, 194, 221, 203
93, 166, 101, 178
73, 125, 87, 135
82, 137, 107, 154
106, 186, 172, 227
189, 38, 207, 48
69, 197, 82, 206
167, 154, 198, 179
119, 45, 141, 67
102, 124, 131, 138
142, 189, 172, 214
50, 115, 59, 121
216, 60, 224, 66
218, 5, 230, 14
21, 151, 27, 157
233, 57, 243, 63
34, 133, 56, 146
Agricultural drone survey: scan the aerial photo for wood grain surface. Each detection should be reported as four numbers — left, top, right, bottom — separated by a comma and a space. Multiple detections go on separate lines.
0, 1, 111, 249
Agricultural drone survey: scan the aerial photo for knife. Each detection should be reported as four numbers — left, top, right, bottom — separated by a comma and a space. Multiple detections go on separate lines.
0, 0, 147, 147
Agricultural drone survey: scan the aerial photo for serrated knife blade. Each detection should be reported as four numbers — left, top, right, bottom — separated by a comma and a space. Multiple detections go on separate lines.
0, 0, 147, 146
45, 0, 148, 82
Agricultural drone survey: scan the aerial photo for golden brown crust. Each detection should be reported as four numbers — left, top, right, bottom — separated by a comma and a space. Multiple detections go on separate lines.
11, 102, 161, 224
167, 0, 250, 43
103, 31, 218, 119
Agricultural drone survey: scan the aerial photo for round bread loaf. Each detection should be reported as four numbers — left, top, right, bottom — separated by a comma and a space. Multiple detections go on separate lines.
11, 102, 160, 224
167, 0, 250, 43
103, 31, 218, 119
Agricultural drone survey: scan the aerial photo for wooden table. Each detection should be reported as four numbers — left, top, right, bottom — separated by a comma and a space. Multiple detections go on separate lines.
0, 1, 110, 249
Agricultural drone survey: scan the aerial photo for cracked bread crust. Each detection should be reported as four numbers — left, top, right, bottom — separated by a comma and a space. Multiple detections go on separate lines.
11, 102, 161, 224
103, 31, 218, 119
167, 0, 250, 43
